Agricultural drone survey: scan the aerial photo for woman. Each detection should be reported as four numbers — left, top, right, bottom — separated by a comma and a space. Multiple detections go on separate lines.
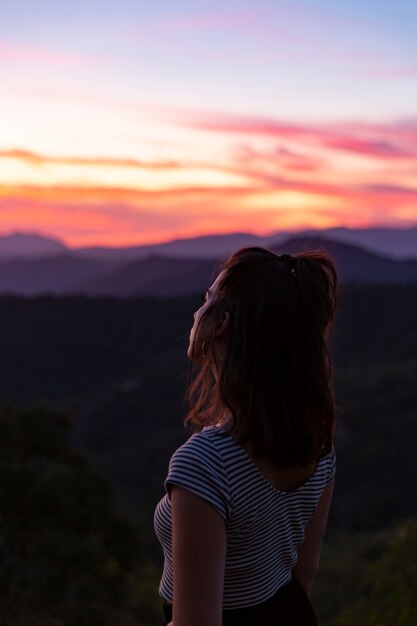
154, 246, 338, 626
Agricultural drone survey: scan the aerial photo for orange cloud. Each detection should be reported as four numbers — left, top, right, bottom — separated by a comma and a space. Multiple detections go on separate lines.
1, 178, 415, 247
0, 148, 254, 191
1, 111, 416, 247
0, 149, 183, 170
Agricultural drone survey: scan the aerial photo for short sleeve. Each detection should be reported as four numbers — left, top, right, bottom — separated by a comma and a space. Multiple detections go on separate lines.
325, 446, 336, 484
164, 432, 231, 521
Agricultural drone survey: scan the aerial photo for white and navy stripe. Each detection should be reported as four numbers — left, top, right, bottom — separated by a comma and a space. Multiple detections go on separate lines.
154, 425, 335, 609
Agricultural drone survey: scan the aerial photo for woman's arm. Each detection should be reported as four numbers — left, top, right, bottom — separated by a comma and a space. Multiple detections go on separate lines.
292, 479, 334, 597
169, 484, 226, 626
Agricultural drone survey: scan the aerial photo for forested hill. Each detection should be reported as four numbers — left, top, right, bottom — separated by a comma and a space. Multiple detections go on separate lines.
0, 283, 416, 543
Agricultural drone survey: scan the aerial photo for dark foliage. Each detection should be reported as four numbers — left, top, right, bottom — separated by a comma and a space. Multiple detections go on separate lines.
0, 403, 158, 626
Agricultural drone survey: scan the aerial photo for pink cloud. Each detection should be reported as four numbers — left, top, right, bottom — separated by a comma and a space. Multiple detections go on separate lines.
234, 144, 325, 173
0, 40, 108, 67
187, 113, 310, 139
185, 111, 417, 161
355, 183, 417, 196
322, 137, 412, 159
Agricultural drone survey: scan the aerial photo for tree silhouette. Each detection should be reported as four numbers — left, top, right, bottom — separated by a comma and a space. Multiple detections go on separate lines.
0, 402, 158, 626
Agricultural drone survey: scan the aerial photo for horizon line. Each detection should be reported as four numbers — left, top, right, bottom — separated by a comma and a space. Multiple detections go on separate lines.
1, 222, 417, 251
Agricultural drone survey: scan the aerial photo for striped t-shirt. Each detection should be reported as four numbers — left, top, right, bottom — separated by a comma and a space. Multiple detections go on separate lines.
153, 424, 336, 609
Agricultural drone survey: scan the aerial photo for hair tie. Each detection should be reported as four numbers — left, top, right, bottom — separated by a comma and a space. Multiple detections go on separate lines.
279, 254, 297, 276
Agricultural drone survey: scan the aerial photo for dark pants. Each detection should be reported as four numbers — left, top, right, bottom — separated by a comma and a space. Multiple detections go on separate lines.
161, 577, 319, 625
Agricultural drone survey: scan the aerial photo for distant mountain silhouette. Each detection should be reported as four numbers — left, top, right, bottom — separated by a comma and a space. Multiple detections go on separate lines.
295, 226, 417, 260
270, 236, 417, 284
0, 231, 68, 259
1, 226, 416, 262
73, 232, 264, 262
0, 236, 416, 296
72, 226, 417, 261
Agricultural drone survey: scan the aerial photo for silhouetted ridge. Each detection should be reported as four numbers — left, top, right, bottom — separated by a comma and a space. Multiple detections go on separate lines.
271, 236, 417, 284
0, 238, 416, 296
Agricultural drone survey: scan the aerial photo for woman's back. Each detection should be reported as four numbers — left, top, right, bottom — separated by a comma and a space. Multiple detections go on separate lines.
154, 424, 335, 609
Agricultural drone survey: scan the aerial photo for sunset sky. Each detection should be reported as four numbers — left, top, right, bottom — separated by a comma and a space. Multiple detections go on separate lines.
1, 0, 416, 248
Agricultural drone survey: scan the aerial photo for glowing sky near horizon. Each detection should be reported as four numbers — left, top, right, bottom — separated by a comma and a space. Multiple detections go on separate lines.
1, 0, 416, 247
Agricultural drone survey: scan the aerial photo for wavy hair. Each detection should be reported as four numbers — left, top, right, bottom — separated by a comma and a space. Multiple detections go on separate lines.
185, 246, 338, 467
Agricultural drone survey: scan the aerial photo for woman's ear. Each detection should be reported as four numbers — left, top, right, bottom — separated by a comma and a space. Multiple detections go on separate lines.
214, 310, 230, 339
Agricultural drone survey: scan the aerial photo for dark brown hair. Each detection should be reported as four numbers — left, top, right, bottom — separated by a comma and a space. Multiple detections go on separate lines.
185, 246, 338, 467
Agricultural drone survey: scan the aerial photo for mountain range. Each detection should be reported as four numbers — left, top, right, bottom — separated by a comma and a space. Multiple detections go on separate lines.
0, 234, 416, 296
1, 226, 416, 261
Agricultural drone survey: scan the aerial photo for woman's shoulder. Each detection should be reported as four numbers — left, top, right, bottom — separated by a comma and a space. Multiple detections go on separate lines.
185, 423, 233, 445
165, 426, 232, 519
170, 426, 228, 466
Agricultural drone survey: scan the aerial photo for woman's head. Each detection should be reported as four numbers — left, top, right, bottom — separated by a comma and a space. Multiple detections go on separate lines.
185, 246, 338, 467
